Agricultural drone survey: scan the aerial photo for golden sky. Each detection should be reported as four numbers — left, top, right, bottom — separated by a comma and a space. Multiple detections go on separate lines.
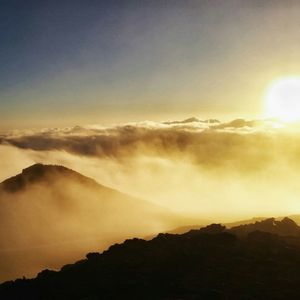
1, 1, 300, 129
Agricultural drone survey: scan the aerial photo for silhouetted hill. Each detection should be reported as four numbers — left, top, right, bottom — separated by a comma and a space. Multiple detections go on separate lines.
163, 117, 220, 125
167, 217, 267, 235
286, 214, 300, 226
0, 164, 100, 193
230, 217, 300, 237
0, 164, 183, 281
167, 216, 300, 236
225, 217, 267, 228
2, 220, 300, 299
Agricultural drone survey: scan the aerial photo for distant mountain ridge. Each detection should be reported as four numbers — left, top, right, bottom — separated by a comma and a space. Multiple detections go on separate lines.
168, 216, 300, 235
182, 217, 300, 238
2, 164, 300, 297
163, 117, 220, 125
230, 217, 300, 236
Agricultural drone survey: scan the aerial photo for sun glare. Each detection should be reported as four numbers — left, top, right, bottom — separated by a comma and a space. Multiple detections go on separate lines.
264, 77, 300, 122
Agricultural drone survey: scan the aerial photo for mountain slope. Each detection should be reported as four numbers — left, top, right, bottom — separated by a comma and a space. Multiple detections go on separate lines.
230, 217, 300, 237
0, 164, 182, 281
2, 219, 300, 299
0, 164, 101, 193
165, 216, 300, 236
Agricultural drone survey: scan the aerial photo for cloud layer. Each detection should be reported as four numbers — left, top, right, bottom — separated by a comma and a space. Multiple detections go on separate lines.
1, 118, 300, 220
0, 118, 292, 170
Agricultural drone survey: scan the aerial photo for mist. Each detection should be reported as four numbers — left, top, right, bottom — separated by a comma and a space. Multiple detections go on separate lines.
0, 163, 182, 281
1, 119, 300, 220
2, 119, 300, 281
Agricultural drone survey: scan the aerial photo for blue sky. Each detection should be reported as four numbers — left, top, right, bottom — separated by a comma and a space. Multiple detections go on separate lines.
1, 0, 300, 129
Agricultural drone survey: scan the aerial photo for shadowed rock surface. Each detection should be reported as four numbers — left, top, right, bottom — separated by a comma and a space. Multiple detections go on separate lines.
2, 219, 300, 299
230, 217, 300, 237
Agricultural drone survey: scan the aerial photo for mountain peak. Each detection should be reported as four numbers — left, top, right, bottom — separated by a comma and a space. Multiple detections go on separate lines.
0, 164, 94, 193
21, 163, 72, 176
182, 117, 200, 123
281, 216, 297, 225
230, 217, 300, 236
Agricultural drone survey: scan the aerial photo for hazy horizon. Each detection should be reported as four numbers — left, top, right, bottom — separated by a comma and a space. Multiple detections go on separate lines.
2, 0, 300, 287
2, 117, 300, 222
2, 1, 300, 129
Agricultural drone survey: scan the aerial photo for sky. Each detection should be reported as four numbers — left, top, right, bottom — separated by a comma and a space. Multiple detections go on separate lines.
1, 0, 300, 129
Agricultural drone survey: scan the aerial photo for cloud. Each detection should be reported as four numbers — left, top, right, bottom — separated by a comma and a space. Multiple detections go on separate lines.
1, 118, 300, 221
0, 118, 289, 170
0, 163, 183, 281
0, 145, 36, 182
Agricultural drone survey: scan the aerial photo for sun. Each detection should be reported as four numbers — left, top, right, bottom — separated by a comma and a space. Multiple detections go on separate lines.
264, 76, 300, 122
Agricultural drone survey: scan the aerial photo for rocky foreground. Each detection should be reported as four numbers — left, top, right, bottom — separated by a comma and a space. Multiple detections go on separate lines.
2, 218, 300, 299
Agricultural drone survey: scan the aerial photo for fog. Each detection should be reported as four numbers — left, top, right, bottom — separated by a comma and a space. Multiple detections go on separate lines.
1, 119, 300, 220
0, 164, 182, 281
1, 118, 300, 280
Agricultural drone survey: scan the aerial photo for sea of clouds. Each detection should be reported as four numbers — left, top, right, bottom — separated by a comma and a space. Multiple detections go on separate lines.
1, 117, 300, 220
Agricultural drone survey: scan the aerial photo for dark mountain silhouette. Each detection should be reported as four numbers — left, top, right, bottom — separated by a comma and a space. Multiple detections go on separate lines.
0, 164, 184, 281
181, 117, 201, 123
2, 218, 300, 299
163, 117, 201, 124
230, 217, 300, 237
0, 164, 101, 193
167, 216, 300, 236
286, 214, 300, 226
212, 118, 260, 129
176, 217, 300, 238
225, 217, 267, 228
163, 117, 221, 125
167, 217, 267, 235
